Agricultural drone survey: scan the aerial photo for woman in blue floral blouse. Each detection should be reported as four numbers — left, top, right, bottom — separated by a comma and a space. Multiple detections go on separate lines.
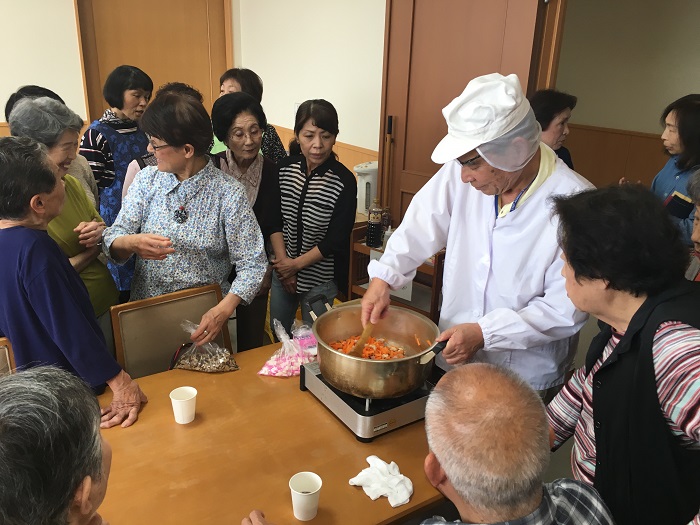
103, 92, 267, 346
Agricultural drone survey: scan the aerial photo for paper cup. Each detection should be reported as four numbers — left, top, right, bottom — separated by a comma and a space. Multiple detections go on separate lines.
169, 386, 197, 424
289, 471, 322, 521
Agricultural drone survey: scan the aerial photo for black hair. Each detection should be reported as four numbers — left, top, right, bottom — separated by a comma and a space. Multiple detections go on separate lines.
289, 99, 339, 156
219, 68, 263, 103
156, 82, 203, 103
0, 137, 55, 220
211, 92, 267, 143
661, 94, 700, 171
5, 85, 64, 121
529, 89, 577, 131
553, 184, 689, 297
102, 65, 153, 109
139, 92, 213, 156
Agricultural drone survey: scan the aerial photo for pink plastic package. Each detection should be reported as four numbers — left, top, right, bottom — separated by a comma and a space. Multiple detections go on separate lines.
258, 319, 316, 377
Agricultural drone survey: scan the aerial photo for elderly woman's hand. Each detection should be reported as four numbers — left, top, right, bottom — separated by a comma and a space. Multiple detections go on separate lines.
101, 370, 148, 429
191, 293, 241, 345
127, 233, 176, 260
74, 220, 106, 248
272, 256, 298, 280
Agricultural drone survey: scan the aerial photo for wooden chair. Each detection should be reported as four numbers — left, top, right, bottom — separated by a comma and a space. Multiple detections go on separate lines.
110, 285, 232, 379
0, 337, 15, 376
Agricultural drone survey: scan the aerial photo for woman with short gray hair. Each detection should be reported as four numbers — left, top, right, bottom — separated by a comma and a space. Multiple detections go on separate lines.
0, 366, 109, 525
5, 84, 99, 205
9, 97, 119, 347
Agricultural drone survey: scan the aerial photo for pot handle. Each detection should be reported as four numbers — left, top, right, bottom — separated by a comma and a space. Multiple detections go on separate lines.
306, 294, 333, 322
419, 340, 447, 365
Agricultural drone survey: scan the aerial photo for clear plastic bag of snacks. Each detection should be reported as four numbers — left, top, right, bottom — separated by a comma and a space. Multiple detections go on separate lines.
258, 319, 316, 377
170, 320, 239, 373
291, 320, 317, 356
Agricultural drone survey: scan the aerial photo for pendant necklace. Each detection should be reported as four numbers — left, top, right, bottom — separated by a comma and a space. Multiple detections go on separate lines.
173, 184, 203, 224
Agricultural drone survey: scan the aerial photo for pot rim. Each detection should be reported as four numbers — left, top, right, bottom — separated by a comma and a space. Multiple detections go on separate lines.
313, 304, 440, 361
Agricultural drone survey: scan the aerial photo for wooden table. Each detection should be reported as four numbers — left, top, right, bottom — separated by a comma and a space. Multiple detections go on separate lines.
98, 344, 444, 524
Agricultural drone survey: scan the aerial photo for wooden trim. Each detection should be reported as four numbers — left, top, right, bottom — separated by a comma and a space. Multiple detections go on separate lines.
271, 125, 378, 170
110, 284, 231, 371
565, 122, 666, 187
73, 0, 91, 121
76, 0, 103, 122
334, 141, 379, 158
569, 122, 659, 139
223, 0, 234, 68
529, 0, 568, 92
1, 121, 89, 137
377, 0, 395, 206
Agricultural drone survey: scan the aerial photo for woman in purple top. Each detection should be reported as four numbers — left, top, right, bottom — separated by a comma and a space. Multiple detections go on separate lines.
0, 136, 147, 428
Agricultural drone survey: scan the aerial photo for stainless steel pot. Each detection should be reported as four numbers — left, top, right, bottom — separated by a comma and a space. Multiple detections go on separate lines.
311, 303, 445, 399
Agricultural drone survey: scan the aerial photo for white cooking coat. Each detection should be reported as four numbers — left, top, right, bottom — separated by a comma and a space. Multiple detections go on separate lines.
367, 145, 592, 389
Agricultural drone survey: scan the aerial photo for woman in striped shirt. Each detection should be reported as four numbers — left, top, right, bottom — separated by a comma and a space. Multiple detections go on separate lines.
268, 99, 357, 337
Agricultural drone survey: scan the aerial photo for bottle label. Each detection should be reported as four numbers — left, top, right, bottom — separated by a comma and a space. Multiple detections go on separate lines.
369, 210, 382, 223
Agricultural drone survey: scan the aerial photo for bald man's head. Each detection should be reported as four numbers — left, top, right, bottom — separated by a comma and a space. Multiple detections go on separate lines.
425, 363, 550, 515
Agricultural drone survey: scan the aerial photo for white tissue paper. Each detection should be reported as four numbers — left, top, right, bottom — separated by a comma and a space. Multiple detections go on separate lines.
348, 455, 413, 507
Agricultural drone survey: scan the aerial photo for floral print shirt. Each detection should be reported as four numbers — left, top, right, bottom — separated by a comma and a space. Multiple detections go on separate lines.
103, 160, 267, 303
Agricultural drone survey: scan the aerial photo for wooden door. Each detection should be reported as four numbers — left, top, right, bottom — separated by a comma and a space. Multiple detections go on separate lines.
77, 0, 230, 122
378, 0, 544, 222
529, 0, 568, 91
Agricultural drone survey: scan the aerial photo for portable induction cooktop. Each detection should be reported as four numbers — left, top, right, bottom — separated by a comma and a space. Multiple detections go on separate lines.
300, 361, 444, 442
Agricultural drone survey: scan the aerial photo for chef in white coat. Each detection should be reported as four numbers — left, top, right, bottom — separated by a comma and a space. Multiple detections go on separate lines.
362, 73, 593, 399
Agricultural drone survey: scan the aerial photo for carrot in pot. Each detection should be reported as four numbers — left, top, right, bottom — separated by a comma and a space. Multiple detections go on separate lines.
331, 335, 406, 360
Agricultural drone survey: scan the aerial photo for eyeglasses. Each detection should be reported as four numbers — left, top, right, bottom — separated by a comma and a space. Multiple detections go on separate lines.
149, 141, 172, 152
147, 136, 173, 151
457, 153, 481, 167
228, 127, 262, 142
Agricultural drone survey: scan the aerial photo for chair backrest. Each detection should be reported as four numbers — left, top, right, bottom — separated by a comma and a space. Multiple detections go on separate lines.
0, 337, 15, 376
110, 285, 231, 379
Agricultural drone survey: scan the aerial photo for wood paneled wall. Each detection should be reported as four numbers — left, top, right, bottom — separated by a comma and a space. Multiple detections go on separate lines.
0, 122, 89, 139
3, 118, 666, 193
0, 122, 377, 172
566, 123, 667, 188
273, 125, 378, 172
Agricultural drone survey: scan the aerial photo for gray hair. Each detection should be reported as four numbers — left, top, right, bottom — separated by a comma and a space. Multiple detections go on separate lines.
8, 96, 83, 148
0, 366, 103, 525
425, 363, 550, 515
688, 168, 700, 205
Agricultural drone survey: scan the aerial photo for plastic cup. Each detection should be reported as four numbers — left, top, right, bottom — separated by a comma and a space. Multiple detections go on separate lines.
169, 386, 197, 424
289, 471, 322, 521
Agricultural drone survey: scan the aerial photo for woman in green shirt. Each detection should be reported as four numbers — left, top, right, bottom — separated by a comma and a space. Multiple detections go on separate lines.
8, 97, 119, 353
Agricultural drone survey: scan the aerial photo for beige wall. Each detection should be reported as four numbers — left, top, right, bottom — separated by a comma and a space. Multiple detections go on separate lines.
557, 0, 700, 134
2, 1, 386, 152
232, 0, 386, 152
0, 0, 87, 122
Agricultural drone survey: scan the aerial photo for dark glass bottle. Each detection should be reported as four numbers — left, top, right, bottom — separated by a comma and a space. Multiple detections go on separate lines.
366, 199, 384, 248
381, 207, 391, 232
